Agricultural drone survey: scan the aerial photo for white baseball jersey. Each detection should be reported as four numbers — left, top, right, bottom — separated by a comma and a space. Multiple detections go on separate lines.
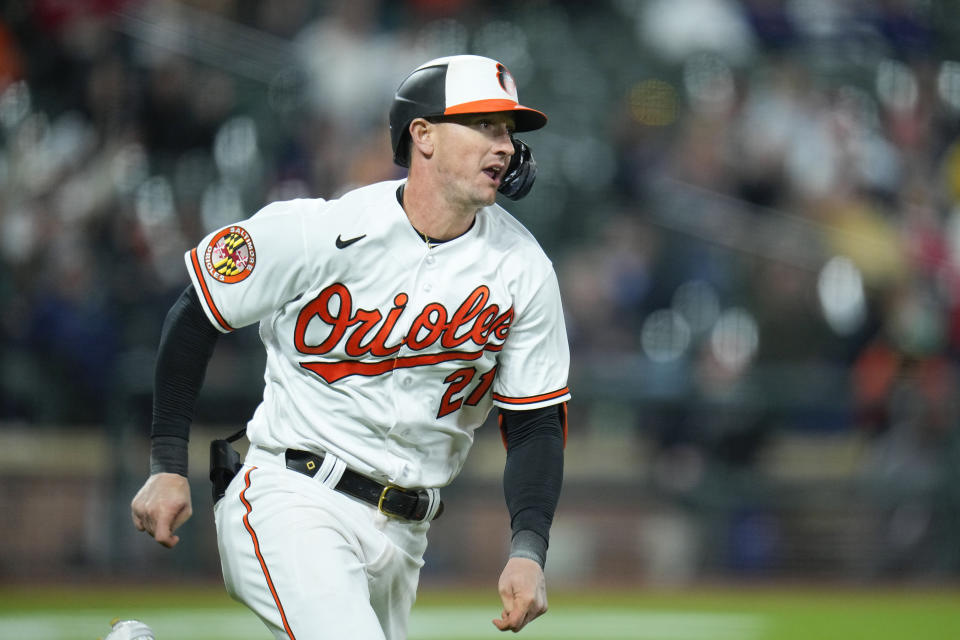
185, 178, 570, 489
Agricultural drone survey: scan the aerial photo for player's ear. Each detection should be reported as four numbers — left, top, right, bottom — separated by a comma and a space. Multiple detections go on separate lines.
408, 118, 436, 162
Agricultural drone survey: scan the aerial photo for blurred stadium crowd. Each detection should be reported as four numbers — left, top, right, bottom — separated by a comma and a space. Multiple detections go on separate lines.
2, 0, 960, 578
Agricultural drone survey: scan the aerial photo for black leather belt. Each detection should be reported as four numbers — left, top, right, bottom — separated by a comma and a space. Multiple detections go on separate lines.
284, 449, 443, 521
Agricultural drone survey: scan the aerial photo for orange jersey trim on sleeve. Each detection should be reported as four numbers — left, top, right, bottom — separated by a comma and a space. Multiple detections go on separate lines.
190, 248, 235, 332
492, 386, 570, 406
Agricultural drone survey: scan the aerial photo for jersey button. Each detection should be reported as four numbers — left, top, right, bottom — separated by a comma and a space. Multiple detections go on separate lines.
425, 255, 436, 266
423, 283, 433, 293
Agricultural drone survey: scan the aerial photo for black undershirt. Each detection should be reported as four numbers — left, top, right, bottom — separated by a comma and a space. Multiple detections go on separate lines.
500, 403, 565, 566
150, 286, 219, 476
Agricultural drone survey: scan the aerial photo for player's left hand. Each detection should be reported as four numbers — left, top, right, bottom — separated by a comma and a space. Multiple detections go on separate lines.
492, 557, 548, 633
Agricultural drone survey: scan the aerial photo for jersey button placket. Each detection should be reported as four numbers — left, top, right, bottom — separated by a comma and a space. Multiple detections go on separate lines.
420, 250, 438, 295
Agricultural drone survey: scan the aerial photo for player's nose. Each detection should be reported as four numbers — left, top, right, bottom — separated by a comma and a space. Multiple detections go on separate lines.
493, 130, 514, 156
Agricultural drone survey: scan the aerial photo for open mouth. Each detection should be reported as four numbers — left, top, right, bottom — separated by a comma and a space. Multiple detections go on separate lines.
483, 166, 503, 183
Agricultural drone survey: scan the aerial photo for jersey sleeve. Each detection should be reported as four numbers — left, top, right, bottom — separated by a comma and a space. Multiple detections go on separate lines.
492, 269, 571, 410
184, 199, 320, 332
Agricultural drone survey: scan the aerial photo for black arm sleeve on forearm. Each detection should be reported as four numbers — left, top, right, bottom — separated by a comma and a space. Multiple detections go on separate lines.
501, 403, 565, 567
149, 285, 221, 476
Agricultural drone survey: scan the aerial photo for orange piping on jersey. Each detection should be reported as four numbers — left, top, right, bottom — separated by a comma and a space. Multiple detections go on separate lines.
190, 248, 234, 332
499, 412, 507, 449
492, 386, 570, 406
299, 345, 501, 383
239, 467, 297, 640
560, 401, 568, 448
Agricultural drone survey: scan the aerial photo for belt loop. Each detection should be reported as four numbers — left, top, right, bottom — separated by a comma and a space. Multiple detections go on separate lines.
422, 488, 443, 522
318, 455, 346, 489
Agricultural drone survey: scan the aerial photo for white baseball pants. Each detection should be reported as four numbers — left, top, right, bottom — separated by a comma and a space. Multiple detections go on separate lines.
214, 445, 431, 640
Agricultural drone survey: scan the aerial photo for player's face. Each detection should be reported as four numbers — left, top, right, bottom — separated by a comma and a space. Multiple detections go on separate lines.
431, 113, 516, 209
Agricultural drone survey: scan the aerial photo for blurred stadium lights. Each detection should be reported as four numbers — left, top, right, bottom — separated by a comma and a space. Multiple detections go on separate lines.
875, 58, 919, 112
709, 307, 759, 374
937, 60, 960, 111
212, 115, 260, 180
640, 308, 692, 363
817, 255, 868, 336
783, 112, 837, 199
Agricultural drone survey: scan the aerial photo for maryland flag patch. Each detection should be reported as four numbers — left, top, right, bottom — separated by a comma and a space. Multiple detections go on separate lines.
204, 226, 256, 283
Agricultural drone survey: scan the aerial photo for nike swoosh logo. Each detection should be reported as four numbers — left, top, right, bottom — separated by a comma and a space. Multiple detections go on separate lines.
335, 233, 366, 249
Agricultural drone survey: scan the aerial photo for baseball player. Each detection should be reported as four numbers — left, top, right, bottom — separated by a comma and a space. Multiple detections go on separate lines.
130, 54, 570, 639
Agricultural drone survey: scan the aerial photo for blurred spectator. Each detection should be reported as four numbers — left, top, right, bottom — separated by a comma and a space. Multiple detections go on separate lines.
0, 0, 958, 584
0, 1, 957, 478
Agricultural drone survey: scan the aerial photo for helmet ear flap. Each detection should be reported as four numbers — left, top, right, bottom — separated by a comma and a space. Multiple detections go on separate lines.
498, 138, 537, 200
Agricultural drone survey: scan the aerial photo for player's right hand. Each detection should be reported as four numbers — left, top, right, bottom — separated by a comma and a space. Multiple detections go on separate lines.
130, 472, 192, 548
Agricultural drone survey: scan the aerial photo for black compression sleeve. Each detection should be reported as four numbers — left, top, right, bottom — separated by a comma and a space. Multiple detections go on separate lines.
501, 403, 565, 567
150, 285, 221, 476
